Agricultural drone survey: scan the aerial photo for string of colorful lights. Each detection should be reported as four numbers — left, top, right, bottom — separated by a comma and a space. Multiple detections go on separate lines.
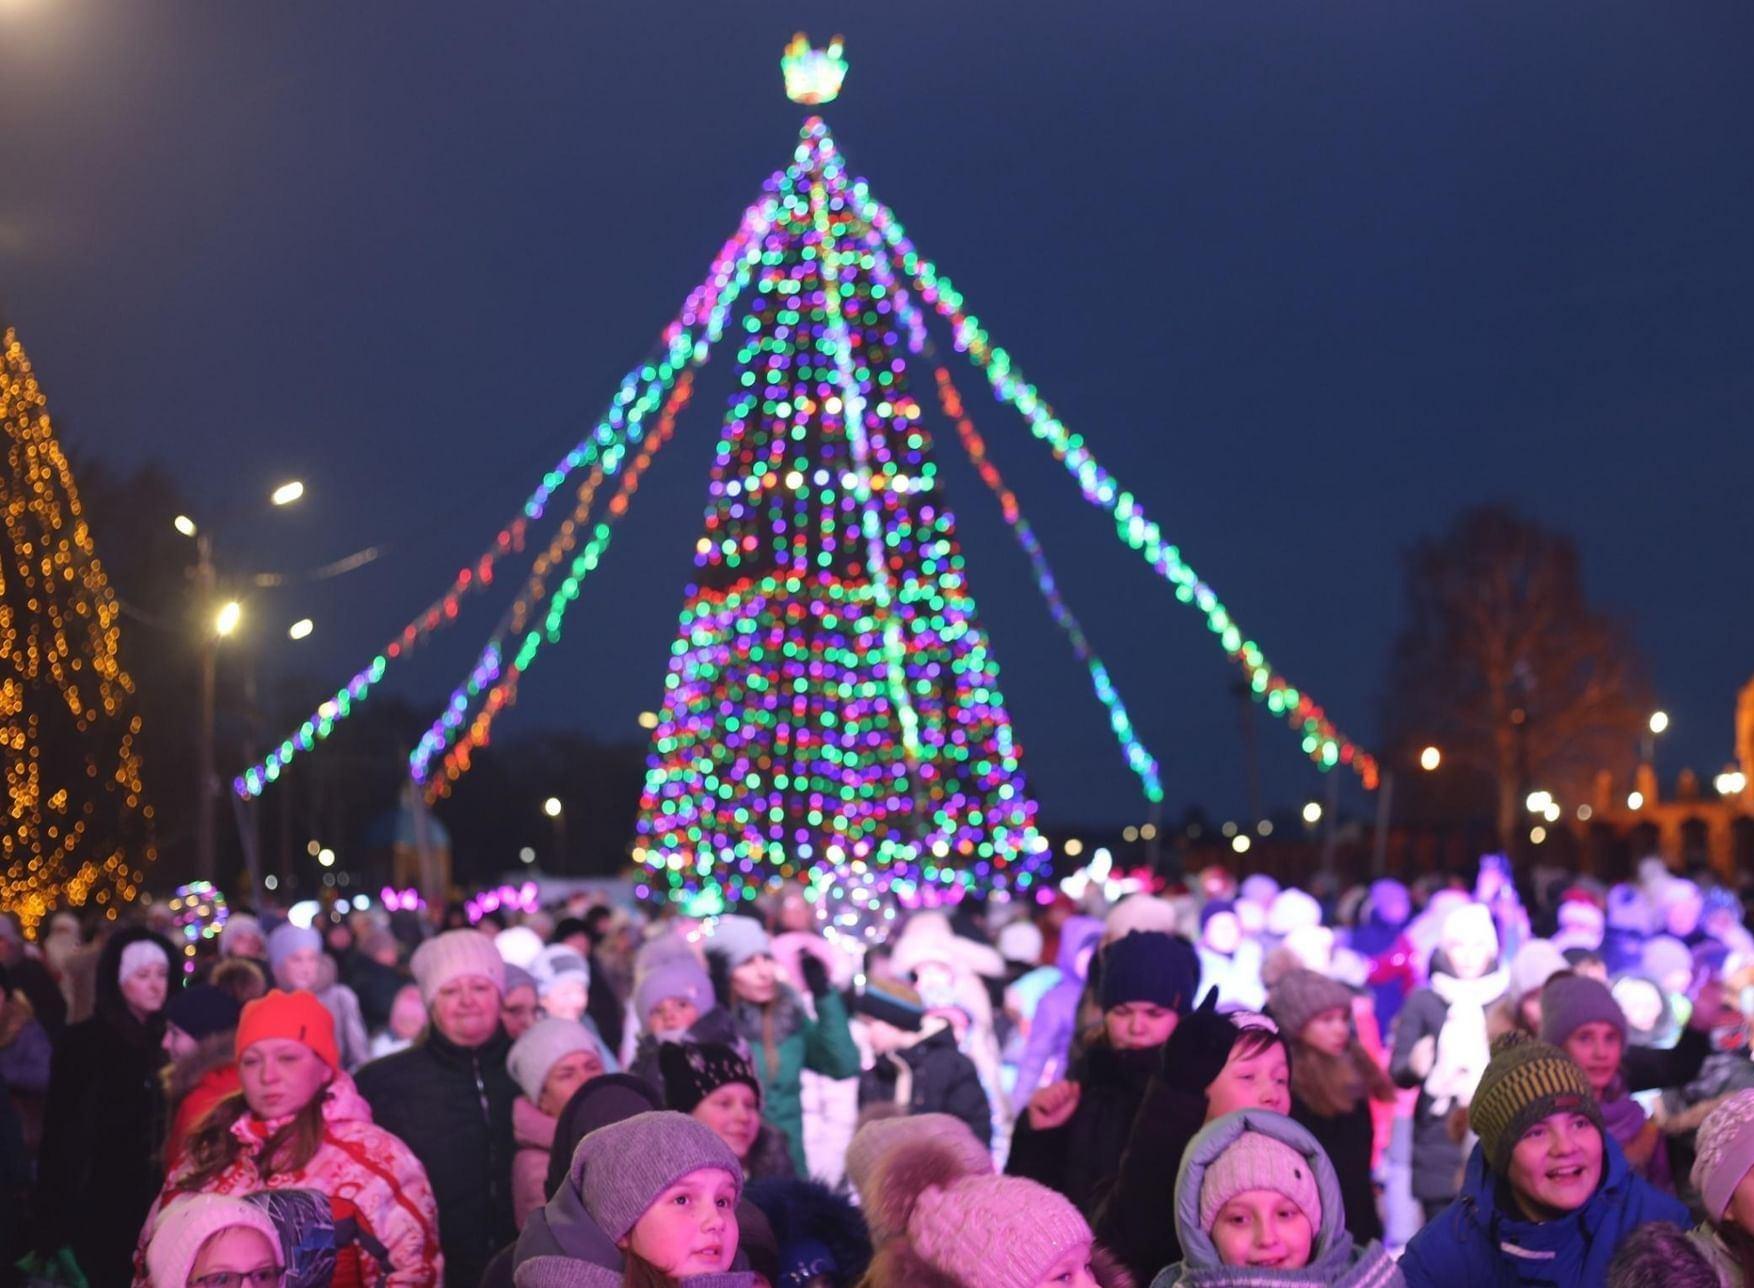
634, 123, 1047, 908
832, 145, 1379, 789
1, 327, 156, 932
234, 190, 782, 799
422, 371, 694, 799
930, 364, 1165, 803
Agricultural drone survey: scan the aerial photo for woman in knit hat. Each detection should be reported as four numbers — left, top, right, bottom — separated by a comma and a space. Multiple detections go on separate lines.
1539, 971, 1673, 1188
508, 1017, 614, 1230
1683, 1088, 1754, 1283
1151, 1109, 1400, 1287
859, 1131, 1130, 1287
513, 1109, 755, 1287
37, 926, 177, 1288
1388, 900, 1509, 1220
136, 989, 441, 1288
1009, 930, 1201, 1211
659, 1041, 796, 1182
1267, 969, 1395, 1247
145, 1194, 283, 1288
1400, 1034, 1687, 1288
266, 924, 370, 1072
1094, 994, 1291, 1285
704, 916, 858, 1176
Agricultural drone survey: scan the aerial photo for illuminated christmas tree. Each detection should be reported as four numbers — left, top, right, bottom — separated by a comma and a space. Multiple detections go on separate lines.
634, 119, 1047, 910
0, 326, 155, 932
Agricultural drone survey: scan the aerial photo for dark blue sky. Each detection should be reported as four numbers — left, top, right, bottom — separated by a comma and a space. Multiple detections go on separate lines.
0, 2, 1748, 831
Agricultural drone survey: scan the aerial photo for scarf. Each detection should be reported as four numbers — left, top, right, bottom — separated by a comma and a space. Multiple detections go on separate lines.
1150, 1238, 1402, 1288
1425, 967, 1508, 1115
1599, 1078, 1671, 1190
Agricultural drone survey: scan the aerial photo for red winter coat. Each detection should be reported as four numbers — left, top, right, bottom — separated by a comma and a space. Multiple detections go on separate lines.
165, 1063, 241, 1174
135, 1071, 442, 1287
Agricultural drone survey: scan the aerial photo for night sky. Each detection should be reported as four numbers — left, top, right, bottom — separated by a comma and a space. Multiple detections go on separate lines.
0, 2, 1748, 834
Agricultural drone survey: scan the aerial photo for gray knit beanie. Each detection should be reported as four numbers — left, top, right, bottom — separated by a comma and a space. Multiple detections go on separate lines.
266, 923, 322, 975
1267, 968, 1354, 1041
1539, 972, 1627, 1047
707, 915, 772, 970
570, 1110, 742, 1240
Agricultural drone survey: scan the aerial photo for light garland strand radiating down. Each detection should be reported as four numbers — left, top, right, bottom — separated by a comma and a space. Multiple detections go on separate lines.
234, 189, 781, 799
422, 371, 694, 800
824, 141, 1377, 788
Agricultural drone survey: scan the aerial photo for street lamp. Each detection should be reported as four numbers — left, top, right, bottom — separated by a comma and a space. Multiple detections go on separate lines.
173, 514, 198, 538
270, 479, 306, 507
1717, 769, 1749, 797
1649, 711, 1670, 736
1302, 801, 1323, 825
214, 600, 242, 637
543, 797, 566, 868
287, 618, 314, 640
636, 710, 660, 730
543, 797, 563, 818
1419, 745, 1442, 772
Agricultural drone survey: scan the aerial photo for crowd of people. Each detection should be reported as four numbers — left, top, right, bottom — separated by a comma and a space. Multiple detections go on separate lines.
5, 853, 1754, 1288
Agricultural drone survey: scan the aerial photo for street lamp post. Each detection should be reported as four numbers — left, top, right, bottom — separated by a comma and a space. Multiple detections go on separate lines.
544, 797, 566, 869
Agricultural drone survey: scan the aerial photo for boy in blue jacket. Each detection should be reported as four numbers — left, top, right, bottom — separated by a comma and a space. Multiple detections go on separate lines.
1402, 1033, 1687, 1287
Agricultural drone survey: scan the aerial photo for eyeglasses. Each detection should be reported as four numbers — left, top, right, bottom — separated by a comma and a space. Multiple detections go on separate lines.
189, 1266, 283, 1288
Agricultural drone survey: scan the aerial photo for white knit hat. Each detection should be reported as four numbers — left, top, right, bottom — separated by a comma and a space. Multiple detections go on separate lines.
530, 944, 590, 999
410, 929, 506, 1006
706, 915, 772, 970
507, 1016, 601, 1103
146, 1195, 281, 1288
219, 915, 264, 958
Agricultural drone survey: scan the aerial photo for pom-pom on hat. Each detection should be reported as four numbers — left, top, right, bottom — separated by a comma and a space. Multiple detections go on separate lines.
1469, 1033, 1603, 1174
410, 929, 506, 1007
236, 989, 341, 1073
1692, 1088, 1754, 1221
844, 1113, 992, 1243
568, 1110, 742, 1241
147, 1195, 282, 1288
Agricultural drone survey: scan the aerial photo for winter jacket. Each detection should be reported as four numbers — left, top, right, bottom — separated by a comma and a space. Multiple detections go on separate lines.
858, 1023, 993, 1147
1289, 1089, 1382, 1246
728, 984, 860, 1174
1150, 1109, 1402, 1288
320, 981, 373, 1073
511, 1096, 558, 1233
134, 1071, 442, 1288
512, 1127, 754, 1288
347, 955, 410, 1033
356, 1026, 518, 1288
628, 1003, 743, 1096
1011, 916, 1103, 1113
0, 992, 51, 1093
1008, 1037, 1158, 1212
34, 927, 175, 1288
1092, 1068, 1211, 1285
162, 1032, 242, 1172
1399, 1135, 1689, 1287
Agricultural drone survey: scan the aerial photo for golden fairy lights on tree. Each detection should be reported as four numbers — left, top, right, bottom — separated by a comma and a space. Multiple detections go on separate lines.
1, 325, 155, 932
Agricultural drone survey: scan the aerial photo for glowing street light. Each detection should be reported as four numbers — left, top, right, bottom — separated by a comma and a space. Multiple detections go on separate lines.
1419, 746, 1442, 772
1649, 711, 1670, 736
1302, 801, 1323, 825
1530, 826, 1548, 845
1231, 834, 1252, 854
317, 847, 336, 868
518, 846, 536, 864
1717, 769, 1749, 796
270, 480, 306, 507
1525, 790, 1553, 815
288, 618, 314, 640
173, 514, 198, 538
543, 797, 563, 819
214, 600, 242, 637
1627, 790, 1645, 811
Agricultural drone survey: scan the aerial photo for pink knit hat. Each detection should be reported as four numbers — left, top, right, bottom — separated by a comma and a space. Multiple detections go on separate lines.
1198, 1129, 1323, 1233
411, 929, 506, 1006
146, 1195, 281, 1288
844, 1113, 993, 1242
908, 1174, 1092, 1288
1693, 1089, 1754, 1221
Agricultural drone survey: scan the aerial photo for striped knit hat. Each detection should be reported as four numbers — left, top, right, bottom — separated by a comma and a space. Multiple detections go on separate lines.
1469, 1033, 1603, 1174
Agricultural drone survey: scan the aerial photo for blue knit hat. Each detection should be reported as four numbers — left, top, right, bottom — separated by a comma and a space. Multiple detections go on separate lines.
1100, 930, 1199, 1014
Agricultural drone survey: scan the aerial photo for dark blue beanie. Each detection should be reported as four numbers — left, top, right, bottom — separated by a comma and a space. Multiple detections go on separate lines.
164, 983, 242, 1041
1100, 930, 1199, 1014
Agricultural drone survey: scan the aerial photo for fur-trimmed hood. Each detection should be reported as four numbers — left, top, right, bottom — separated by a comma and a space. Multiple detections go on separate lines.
163, 1030, 236, 1108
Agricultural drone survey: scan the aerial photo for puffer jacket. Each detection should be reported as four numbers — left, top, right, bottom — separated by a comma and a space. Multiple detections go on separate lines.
356, 1027, 518, 1288
1008, 1036, 1158, 1211
1400, 1135, 1689, 1287
512, 1126, 754, 1288
858, 1023, 993, 1148
1011, 916, 1104, 1113
134, 1071, 442, 1287
1150, 1110, 1402, 1288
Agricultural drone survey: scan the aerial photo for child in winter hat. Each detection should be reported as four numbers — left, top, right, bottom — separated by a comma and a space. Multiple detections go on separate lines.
1155, 1109, 1400, 1287
843, 1113, 992, 1243
513, 1110, 753, 1287
530, 945, 590, 1023
507, 1016, 613, 1230
859, 1133, 1126, 1287
146, 1194, 283, 1288
1685, 1088, 1754, 1279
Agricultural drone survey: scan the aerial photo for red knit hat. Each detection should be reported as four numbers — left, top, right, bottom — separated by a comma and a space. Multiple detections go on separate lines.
236, 988, 340, 1071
